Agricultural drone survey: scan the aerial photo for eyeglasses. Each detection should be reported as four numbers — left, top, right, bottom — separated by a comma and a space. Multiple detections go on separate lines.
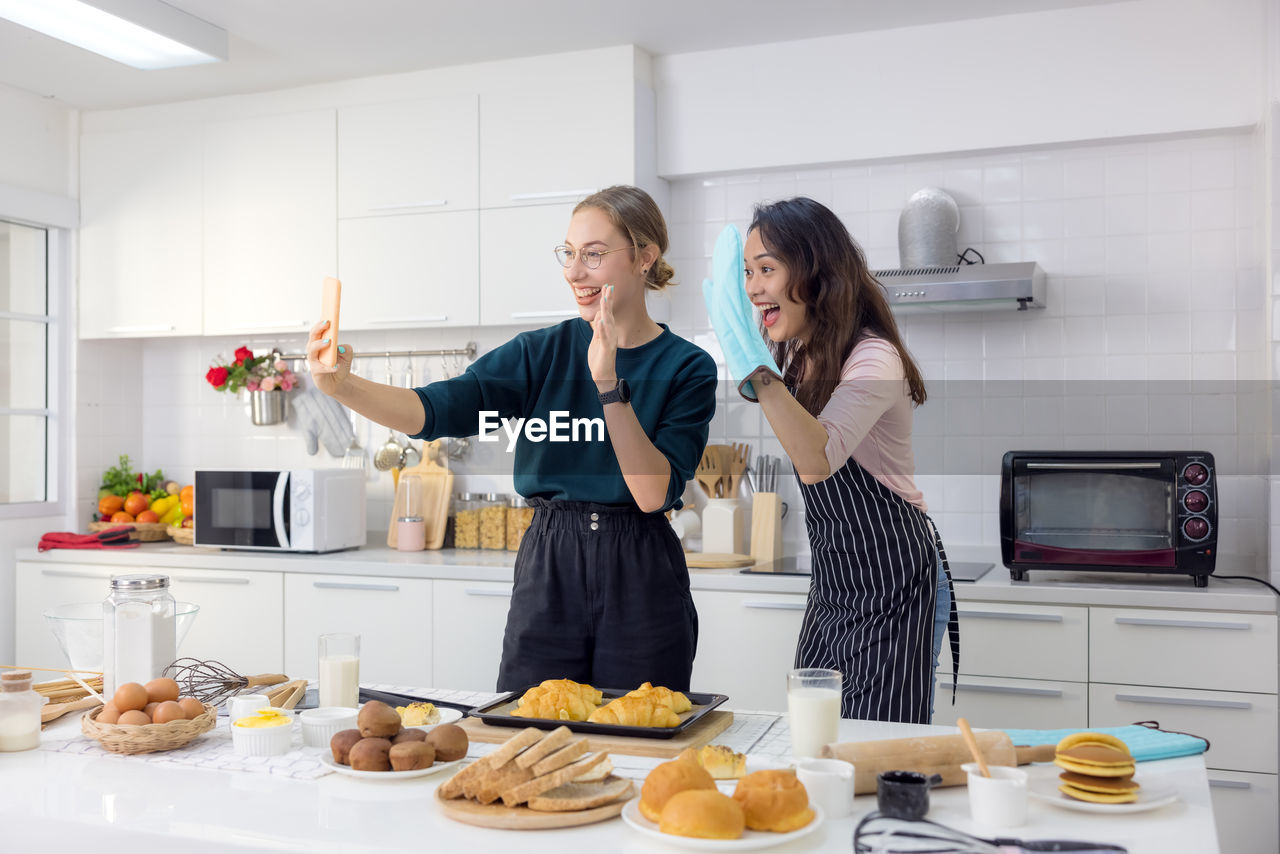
554, 244, 634, 270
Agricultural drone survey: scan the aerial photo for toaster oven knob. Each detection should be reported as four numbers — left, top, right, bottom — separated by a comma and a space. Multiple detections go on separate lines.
1183, 517, 1210, 541
1183, 463, 1209, 485
1184, 489, 1209, 513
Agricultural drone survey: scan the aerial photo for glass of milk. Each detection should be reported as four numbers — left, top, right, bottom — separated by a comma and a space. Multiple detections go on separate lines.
787, 667, 842, 760
318, 633, 360, 708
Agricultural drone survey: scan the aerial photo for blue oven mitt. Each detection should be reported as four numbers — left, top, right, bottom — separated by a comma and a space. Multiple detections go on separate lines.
701, 224, 779, 401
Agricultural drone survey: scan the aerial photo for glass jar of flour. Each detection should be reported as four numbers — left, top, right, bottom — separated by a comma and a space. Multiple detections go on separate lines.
103, 574, 176, 697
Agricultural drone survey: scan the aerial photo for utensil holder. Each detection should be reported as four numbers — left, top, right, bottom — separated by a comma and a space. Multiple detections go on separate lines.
701, 498, 745, 554
248, 390, 288, 426
750, 492, 783, 561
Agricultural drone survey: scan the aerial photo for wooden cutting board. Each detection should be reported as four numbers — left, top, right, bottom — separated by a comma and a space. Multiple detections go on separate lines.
685, 552, 756, 569
434, 780, 632, 829
387, 439, 452, 550
456, 710, 734, 758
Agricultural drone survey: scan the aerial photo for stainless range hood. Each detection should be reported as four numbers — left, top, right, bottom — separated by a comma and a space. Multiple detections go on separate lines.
872, 261, 1046, 313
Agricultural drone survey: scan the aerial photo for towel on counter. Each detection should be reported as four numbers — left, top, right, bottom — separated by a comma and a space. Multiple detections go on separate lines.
38, 527, 139, 551
293, 387, 354, 457
1003, 721, 1210, 762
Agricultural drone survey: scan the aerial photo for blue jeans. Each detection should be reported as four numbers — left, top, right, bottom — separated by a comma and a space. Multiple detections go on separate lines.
928, 547, 951, 720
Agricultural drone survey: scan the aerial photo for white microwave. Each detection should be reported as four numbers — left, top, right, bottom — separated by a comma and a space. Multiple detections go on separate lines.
194, 469, 366, 553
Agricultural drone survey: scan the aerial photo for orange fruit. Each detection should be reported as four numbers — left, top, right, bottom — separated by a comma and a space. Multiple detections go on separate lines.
98, 494, 125, 515
110, 510, 135, 523
180, 493, 194, 516
135, 510, 159, 523
123, 491, 149, 517
179, 484, 194, 502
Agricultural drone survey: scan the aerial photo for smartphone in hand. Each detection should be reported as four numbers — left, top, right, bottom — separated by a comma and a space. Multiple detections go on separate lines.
319, 276, 342, 367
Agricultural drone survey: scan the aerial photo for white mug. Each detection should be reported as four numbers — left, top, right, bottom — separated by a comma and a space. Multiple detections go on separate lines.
961, 763, 1028, 827
227, 693, 271, 722
796, 757, 855, 818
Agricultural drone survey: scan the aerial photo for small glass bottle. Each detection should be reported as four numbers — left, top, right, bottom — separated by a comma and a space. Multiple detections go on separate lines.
453, 493, 481, 549
103, 573, 176, 698
479, 493, 507, 550
0, 671, 44, 752
506, 496, 534, 551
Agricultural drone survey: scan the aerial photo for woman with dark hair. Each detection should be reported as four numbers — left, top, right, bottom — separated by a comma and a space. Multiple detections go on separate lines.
309, 185, 716, 692
703, 197, 957, 724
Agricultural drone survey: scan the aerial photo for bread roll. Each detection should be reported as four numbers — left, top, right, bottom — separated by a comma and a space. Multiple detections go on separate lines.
732, 769, 814, 833
659, 789, 745, 839
640, 759, 716, 822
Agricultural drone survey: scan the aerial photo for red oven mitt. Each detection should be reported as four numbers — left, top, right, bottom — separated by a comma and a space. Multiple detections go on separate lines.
38, 526, 139, 551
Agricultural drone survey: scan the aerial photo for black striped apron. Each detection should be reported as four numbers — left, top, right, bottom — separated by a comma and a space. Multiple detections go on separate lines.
794, 456, 960, 724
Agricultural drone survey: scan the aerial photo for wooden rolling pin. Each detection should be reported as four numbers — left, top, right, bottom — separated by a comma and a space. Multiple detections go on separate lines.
822, 731, 1055, 794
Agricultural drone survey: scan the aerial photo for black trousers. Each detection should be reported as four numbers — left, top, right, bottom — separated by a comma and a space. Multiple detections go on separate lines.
496, 499, 698, 692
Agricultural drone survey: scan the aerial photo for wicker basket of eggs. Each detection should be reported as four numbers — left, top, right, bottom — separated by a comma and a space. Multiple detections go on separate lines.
81, 677, 216, 754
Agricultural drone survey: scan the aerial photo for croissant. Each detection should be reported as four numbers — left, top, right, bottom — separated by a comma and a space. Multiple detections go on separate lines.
511, 687, 594, 721
536, 678, 602, 707
588, 695, 682, 727
626, 681, 692, 714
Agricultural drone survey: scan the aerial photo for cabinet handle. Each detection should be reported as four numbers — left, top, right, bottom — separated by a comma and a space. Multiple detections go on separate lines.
509, 189, 594, 202
950, 682, 1063, 697
959, 610, 1063, 623
1114, 617, 1250, 631
170, 576, 251, 585
509, 310, 579, 319
237, 320, 308, 330
1208, 779, 1253, 790
368, 316, 448, 324
41, 569, 108, 580
106, 324, 175, 333
367, 200, 448, 211
743, 601, 807, 611
1027, 461, 1161, 470
1114, 693, 1252, 710
465, 587, 512, 597
313, 582, 399, 592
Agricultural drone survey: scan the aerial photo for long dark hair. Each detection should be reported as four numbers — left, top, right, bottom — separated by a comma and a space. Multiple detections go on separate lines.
749, 197, 927, 415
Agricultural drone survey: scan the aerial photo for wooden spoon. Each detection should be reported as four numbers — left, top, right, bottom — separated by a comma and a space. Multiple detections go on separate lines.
957, 717, 991, 778
695, 450, 721, 498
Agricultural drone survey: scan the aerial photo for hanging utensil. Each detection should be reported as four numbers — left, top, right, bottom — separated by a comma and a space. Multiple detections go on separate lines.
374, 355, 403, 471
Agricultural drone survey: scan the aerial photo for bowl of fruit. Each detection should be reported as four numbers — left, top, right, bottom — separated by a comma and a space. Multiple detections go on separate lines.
90, 455, 192, 541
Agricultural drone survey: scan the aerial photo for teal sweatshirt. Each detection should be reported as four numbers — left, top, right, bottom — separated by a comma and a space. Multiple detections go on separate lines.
410, 319, 717, 511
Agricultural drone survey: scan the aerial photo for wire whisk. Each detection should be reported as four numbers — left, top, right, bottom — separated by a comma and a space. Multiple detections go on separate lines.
163, 657, 288, 706
854, 812, 1128, 853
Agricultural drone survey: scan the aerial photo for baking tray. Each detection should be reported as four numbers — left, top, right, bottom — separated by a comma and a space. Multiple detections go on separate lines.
468, 687, 729, 740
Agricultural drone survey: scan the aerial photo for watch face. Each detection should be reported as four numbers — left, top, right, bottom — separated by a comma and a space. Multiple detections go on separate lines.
617, 379, 631, 403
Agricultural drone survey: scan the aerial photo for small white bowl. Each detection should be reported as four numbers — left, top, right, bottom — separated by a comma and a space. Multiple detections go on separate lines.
299, 707, 359, 748
231, 716, 294, 757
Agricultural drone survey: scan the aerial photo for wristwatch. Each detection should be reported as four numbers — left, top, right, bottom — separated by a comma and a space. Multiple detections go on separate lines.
597, 378, 631, 406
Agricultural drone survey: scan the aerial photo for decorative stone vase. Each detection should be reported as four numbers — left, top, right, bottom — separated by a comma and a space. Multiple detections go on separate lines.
249, 390, 289, 426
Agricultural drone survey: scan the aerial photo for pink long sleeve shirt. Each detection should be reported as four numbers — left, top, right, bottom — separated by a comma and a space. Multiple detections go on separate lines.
815, 336, 926, 511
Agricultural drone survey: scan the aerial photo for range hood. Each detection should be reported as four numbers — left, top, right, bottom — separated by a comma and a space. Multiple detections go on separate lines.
871, 261, 1046, 313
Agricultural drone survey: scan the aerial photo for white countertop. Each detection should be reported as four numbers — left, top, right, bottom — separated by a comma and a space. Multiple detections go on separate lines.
16, 541, 1276, 613
1, 705, 1219, 854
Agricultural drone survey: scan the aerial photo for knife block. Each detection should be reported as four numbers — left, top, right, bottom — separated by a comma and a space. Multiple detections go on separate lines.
750, 492, 783, 561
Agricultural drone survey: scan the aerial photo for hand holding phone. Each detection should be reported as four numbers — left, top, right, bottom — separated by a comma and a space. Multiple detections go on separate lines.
318, 276, 342, 367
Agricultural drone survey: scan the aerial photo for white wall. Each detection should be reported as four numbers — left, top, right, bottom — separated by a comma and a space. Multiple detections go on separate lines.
654, 0, 1268, 177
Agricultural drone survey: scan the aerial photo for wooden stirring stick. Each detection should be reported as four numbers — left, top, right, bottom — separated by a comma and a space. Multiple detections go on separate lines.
958, 717, 991, 778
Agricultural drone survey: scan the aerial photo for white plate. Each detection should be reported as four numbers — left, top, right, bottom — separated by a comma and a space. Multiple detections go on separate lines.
1029, 777, 1179, 814
320, 753, 465, 780
621, 797, 824, 851
407, 707, 463, 730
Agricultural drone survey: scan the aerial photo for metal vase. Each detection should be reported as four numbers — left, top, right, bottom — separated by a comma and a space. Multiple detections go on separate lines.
249, 390, 288, 426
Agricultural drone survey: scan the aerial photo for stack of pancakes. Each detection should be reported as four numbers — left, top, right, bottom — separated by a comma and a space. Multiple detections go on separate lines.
1053, 732, 1140, 804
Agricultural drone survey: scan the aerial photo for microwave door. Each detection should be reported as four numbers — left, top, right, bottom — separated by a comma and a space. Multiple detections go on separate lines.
196, 471, 290, 549
272, 472, 290, 550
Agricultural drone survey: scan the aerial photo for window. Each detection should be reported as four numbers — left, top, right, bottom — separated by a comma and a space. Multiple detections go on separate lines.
0, 220, 49, 504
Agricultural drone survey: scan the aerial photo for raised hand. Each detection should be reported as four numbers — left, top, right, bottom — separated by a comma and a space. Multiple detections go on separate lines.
588, 284, 619, 391
702, 225, 779, 401
305, 319, 353, 397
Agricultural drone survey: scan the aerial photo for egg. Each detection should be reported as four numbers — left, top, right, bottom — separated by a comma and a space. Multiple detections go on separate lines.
143, 701, 160, 718
145, 677, 180, 703
97, 702, 120, 724
178, 697, 205, 720
112, 682, 149, 713
152, 700, 186, 724
117, 709, 151, 726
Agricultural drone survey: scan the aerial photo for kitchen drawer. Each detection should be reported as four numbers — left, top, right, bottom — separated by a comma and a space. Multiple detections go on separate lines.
690, 590, 807, 713
15, 562, 117, 671
939, 602, 1087, 682
933, 675, 1087, 730
1208, 770, 1279, 854
1090, 607, 1277, 693
1089, 683, 1278, 773
284, 574, 430, 688
431, 580, 513, 693
168, 569, 284, 676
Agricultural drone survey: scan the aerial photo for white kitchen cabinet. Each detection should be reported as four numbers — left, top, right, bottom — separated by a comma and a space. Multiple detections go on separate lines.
15, 562, 116, 670
933, 675, 1088, 730
79, 125, 203, 339
689, 590, 806, 713
939, 602, 1088, 682
337, 96, 478, 217
283, 574, 431, 688
479, 204, 581, 326
202, 110, 337, 337
1207, 770, 1279, 854
337, 211, 479, 329
167, 568, 284, 675
431, 579, 512, 692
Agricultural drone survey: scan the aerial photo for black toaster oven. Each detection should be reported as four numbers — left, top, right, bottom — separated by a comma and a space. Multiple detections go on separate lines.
1000, 450, 1217, 587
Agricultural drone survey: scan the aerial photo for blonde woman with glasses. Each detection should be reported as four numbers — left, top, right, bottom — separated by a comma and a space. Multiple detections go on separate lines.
307, 185, 716, 692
